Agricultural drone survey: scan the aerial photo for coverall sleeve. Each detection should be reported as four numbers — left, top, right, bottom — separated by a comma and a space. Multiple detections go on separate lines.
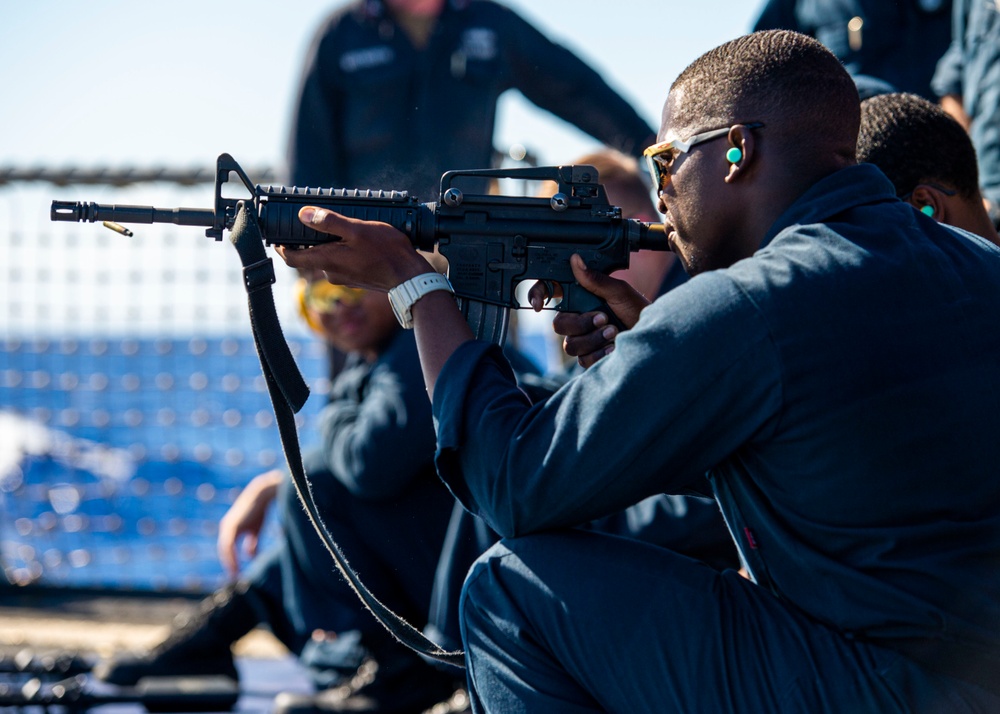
432, 272, 783, 537
498, 7, 656, 157
930, 0, 967, 99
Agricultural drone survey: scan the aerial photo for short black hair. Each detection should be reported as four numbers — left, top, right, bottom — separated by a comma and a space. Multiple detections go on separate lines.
671, 30, 859, 146
858, 92, 981, 200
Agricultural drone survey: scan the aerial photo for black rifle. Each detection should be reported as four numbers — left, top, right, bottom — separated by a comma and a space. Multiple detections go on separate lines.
51, 152, 667, 345
48, 153, 669, 667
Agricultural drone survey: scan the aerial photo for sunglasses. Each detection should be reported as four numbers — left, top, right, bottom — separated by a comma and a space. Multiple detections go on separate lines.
643, 122, 764, 193
898, 182, 957, 202
303, 281, 367, 312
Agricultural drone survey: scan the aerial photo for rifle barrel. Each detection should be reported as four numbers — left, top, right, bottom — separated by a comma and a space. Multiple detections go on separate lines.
50, 201, 215, 228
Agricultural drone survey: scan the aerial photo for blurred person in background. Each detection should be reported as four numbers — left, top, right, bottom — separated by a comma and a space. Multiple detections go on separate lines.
751, 0, 952, 101
931, 0, 1000, 230
95, 268, 463, 714
858, 91, 1000, 244
286, 0, 656, 199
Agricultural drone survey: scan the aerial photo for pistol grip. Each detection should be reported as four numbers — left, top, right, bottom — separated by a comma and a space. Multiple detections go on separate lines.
559, 285, 626, 330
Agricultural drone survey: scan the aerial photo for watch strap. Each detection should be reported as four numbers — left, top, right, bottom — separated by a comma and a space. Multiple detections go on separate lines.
387, 272, 454, 328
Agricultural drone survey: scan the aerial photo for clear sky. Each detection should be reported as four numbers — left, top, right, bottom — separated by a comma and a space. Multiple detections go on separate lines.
0, 1, 763, 174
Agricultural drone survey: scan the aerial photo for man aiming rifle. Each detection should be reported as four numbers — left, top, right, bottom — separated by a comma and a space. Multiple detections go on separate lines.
274, 29, 1000, 713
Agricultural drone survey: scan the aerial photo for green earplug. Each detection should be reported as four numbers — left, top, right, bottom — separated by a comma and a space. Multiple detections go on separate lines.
726, 147, 742, 164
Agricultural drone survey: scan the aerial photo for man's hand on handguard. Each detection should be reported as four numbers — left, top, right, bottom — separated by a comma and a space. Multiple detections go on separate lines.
278, 207, 475, 398
536, 254, 650, 369
276, 207, 432, 291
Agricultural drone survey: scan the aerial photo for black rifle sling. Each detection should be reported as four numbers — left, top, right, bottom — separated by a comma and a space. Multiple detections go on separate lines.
227, 201, 465, 668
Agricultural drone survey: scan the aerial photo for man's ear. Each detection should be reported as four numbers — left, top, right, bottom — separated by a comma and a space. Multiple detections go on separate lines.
909, 184, 944, 222
724, 125, 756, 183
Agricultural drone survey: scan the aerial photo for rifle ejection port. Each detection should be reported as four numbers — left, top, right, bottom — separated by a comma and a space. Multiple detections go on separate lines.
550, 193, 569, 211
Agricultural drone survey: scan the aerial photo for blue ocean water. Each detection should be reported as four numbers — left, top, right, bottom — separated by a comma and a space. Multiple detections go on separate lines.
0, 335, 329, 592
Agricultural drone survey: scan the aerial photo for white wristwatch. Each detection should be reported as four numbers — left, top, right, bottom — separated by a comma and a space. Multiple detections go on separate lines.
387, 273, 455, 329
